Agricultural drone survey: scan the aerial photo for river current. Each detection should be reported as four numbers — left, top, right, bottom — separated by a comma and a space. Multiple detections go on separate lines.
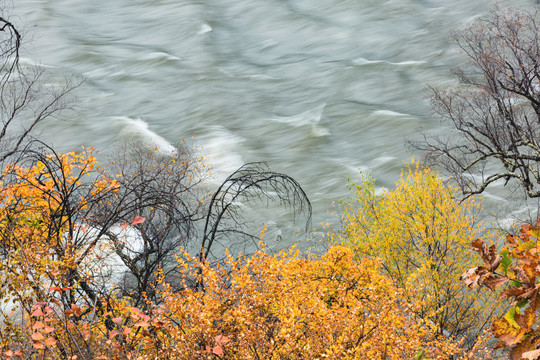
12, 0, 539, 242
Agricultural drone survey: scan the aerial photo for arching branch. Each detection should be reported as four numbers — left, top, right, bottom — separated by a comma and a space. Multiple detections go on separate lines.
199, 162, 311, 262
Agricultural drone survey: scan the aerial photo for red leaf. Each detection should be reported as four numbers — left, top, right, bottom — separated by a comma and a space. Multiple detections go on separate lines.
131, 216, 145, 225
212, 346, 223, 355
31, 332, 45, 341
71, 304, 82, 317
120, 221, 128, 230
215, 335, 231, 344
32, 341, 44, 350
32, 321, 44, 330
49, 286, 61, 292
44, 337, 57, 347
112, 316, 122, 324
32, 309, 44, 317
110, 330, 121, 338
134, 320, 150, 328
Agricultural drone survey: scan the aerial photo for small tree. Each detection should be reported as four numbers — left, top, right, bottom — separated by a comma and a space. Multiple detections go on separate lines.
418, 6, 540, 199
340, 165, 501, 349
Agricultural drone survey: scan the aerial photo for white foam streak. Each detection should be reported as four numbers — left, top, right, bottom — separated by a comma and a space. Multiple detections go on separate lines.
372, 110, 411, 117
272, 103, 326, 127
199, 125, 245, 183
353, 57, 426, 66
114, 116, 177, 154
198, 23, 213, 35
19, 57, 53, 68
141, 52, 181, 61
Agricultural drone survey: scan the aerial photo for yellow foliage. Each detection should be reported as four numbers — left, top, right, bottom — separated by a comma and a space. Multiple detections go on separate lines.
0, 149, 119, 324
340, 164, 500, 345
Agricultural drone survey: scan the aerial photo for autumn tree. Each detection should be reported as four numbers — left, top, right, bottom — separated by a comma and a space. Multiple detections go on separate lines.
340, 164, 501, 350
417, 6, 540, 199
0, 142, 313, 358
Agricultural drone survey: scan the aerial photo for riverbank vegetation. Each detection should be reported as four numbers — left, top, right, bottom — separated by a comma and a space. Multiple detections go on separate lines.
4, 3, 540, 360
0, 152, 494, 359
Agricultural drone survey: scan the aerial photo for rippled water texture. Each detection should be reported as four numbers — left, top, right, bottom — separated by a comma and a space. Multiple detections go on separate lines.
12, 0, 539, 236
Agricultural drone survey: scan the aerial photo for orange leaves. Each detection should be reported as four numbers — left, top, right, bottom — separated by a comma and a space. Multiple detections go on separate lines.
118, 216, 145, 230
31, 308, 44, 317
44, 337, 57, 347
157, 245, 460, 359
31, 331, 57, 350
215, 334, 230, 344
134, 320, 150, 328
32, 321, 44, 330
460, 239, 508, 291
211, 345, 223, 356
71, 304, 82, 317
207, 334, 231, 356
31, 332, 44, 341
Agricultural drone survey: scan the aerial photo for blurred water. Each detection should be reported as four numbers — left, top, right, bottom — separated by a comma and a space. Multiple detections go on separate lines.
12, 0, 539, 239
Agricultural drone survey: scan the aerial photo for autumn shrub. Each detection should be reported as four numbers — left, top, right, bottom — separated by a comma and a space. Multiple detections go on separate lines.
153, 244, 461, 360
0, 242, 470, 360
340, 164, 501, 348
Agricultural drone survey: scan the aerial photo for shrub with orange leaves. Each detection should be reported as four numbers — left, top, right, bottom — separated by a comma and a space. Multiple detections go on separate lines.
154, 245, 461, 360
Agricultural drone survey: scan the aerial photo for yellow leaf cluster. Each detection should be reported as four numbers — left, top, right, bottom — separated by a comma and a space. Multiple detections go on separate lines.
339, 164, 501, 346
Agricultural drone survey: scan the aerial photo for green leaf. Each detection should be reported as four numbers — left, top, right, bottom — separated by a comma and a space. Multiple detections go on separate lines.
516, 299, 529, 309
504, 307, 521, 329
511, 280, 522, 288
501, 248, 512, 275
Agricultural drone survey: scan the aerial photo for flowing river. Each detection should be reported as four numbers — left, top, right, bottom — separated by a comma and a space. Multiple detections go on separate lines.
12, 0, 539, 243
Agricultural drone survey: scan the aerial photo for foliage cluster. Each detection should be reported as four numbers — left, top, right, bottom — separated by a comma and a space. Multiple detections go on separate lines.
340, 165, 501, 347
462, 222, 540, 360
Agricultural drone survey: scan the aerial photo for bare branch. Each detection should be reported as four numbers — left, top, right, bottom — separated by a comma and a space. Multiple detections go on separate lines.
417, 6, 540, 199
